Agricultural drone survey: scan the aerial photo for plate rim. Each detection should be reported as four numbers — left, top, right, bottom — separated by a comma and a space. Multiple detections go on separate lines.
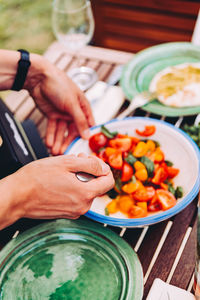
65, 117, 200, 227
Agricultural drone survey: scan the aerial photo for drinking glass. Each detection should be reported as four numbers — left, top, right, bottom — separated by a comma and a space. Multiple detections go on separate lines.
52, 0, 97, 90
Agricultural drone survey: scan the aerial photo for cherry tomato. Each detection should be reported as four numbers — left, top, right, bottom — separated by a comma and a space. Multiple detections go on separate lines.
166, 166, 179, 178
108, 152, 123, 169
151, 167, 168, 185
128, 205, 147, 218
132, 186, 155, 202
156, 189, 176, 210
109, 138, 132, 152
136, 125, 156, 137
121, 162, 134, 182
148, 201, 161, 212
89, 133, 108, 152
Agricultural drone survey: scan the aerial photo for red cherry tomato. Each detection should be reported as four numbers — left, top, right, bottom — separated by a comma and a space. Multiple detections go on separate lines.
136, 125, 156, 137
109, 138, 132, 152
121, 162, 134, 182
108, 152, 123, 170
89, 133, 108, 152
151, 167, 168, 185
166, 166, 179, 178
132, 186, 155, 202
156, 189, 176, 210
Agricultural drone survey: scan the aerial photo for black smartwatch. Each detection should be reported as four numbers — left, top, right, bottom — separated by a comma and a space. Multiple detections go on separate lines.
11, 49, 31, 91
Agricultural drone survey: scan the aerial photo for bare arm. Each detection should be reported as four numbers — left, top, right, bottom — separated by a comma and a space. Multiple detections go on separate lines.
0, 49, 94, 155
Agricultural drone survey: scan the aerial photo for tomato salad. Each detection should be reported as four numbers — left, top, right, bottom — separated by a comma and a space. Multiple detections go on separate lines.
89, 125, 183, 219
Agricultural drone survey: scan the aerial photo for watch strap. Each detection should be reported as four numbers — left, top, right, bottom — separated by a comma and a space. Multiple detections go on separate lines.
11, 49, 31, 91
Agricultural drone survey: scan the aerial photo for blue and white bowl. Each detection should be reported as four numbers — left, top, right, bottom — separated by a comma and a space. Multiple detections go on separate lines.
65, 117, 200, 227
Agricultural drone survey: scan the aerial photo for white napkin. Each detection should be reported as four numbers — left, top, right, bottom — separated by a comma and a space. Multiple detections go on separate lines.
146, 278, 195, 300
85, 81, 125, 125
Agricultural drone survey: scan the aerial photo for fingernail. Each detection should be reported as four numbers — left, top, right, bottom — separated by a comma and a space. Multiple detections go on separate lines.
83, 129, 90, 139
99, 160, 110, 174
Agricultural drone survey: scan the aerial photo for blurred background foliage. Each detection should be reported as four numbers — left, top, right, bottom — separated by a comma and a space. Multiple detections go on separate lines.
0, 0, 55, 54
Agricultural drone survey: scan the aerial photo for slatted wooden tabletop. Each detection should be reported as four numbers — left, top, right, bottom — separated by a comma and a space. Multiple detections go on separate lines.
2, 41, 199, 299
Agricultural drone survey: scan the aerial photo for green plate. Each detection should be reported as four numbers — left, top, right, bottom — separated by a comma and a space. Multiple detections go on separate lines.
120, 42, 200, 117
0, 219, 143, 300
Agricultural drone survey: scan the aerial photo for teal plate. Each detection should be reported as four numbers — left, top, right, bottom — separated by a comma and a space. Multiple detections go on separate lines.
0, 219, 143, 300
120, 42, 200, 117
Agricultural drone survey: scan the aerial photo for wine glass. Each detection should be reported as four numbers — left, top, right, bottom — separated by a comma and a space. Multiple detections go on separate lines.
52, 0, 97, 90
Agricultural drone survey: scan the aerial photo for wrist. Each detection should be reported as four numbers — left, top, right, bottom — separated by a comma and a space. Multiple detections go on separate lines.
0, 173, 26, 230
24, 53, 50, 92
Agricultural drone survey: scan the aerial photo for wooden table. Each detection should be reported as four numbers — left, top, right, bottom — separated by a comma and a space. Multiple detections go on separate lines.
2, 42, 198, 299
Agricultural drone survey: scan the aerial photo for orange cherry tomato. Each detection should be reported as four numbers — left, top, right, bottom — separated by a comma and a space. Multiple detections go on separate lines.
128, 205, 148, 218
118, 195, 134, 213
121, 162, 134, 182
105, 147, 118, 157
133, 141, 148, 157
132, 186, 155, 202
156, 189, 176, 211
136, 125, 156, 137
106, 200, 118, 214
89, 133, 108, 152
108, 152, 123, 169
109, 138, 132, 152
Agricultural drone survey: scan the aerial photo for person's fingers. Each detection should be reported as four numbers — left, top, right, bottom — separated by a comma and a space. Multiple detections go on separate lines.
86, 172, 115, 198
46, 119, 57, 148
79, 94, 95, 127
66, 155, 110, 176
71, 98, 90, 140
78, 153, 87, 158
60, 123, 79, 154
51, 120, 67, 155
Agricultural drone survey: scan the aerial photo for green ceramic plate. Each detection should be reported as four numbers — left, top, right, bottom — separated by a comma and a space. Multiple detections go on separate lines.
120, 42, 200, 117
0, 219, 143, 300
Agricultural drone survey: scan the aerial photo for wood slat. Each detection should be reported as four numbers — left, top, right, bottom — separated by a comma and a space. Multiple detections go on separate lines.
143, 200, 197, 299
91, 0, 199, 52
96, 62, 114, 81
28, 108, 44, 126
103, 5, 195, 31
170, 217, 197, 289
104, 21, 192, 42
14, 97, 35, 122
102, 0, 200, 16
4, 90, 29, 113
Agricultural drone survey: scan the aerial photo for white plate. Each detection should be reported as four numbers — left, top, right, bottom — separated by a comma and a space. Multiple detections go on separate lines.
65, 117, 200, 227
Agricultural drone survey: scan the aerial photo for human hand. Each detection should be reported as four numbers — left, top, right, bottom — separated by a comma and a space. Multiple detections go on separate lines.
10, 154, 114, 222
25, 54, 94, 155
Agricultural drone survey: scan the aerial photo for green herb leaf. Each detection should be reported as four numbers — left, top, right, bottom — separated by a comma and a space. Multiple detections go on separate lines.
175, 186, 183, 199
98, 147, 105, 153
105, 207, 109, 216
101, 125, 118, 139
168, 185, 175, 195
140, 156, 154, 177
165, 160, 173, 167
115, 177, 122, 192
131, 175, 136, 184
107, 188, 118, 199
125, 153, 137, 165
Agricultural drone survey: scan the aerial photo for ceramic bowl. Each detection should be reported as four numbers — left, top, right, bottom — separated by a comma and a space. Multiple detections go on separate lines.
65, 117, 200, 227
